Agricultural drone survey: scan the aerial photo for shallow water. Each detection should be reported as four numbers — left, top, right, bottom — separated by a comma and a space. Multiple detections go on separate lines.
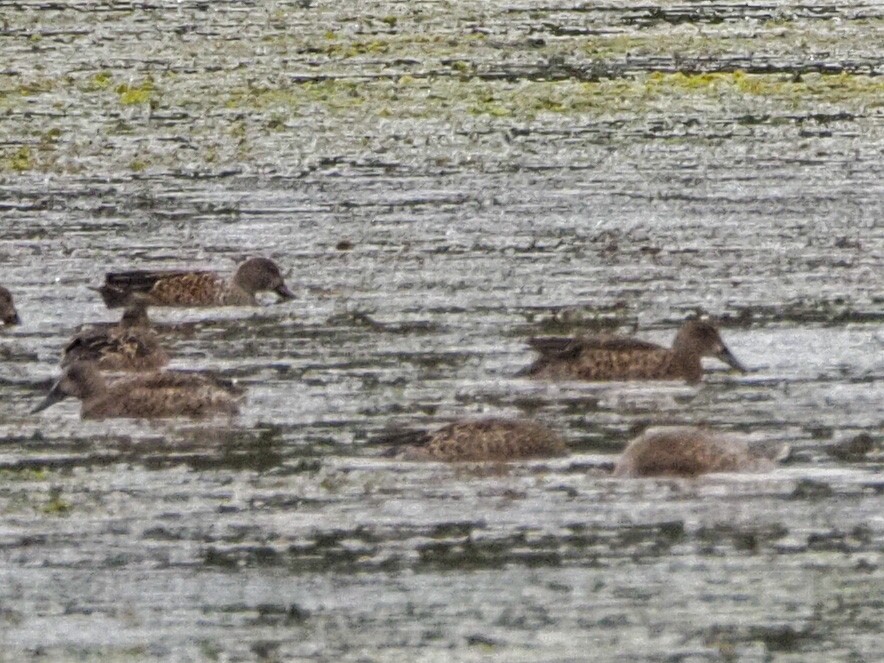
1, 1, 883, 661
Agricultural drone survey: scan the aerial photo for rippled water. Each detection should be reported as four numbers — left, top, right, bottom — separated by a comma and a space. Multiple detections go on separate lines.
1, 1, 883, 661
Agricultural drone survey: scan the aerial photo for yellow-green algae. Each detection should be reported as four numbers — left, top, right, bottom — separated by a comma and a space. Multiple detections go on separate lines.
3, 66, 880, 174
226, 71, 884, 120
9, 146, 33, 172
0, 4, 881, 175
41, 486, 72, 515
85, 70, 114, 92
0, 468, 49, 481
236, 16, 876, 64
117, 78, 155, 105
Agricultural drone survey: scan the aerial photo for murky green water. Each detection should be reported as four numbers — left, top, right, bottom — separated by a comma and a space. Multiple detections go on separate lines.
1, 1, 882, 661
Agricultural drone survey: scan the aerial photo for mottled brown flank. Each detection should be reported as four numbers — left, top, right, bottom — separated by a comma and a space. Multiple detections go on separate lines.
34, 362, 242, 420
522, 320, 744, 384
0, 285, 20, 325
613, 428, 775, 478
400, 418, 568, 462
63, 328, 168, 371
63, 304, 169, 371
86, 371, 241, 420
529, 339, 686, 381
146, 272, 233, 306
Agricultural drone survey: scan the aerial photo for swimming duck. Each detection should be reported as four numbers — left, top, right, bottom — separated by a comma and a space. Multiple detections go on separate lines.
32, 362, 243, 419
521, 319, 746, 383
613, 427, 777, 477
0, 286, 20, 325
381, 417, 568, 462
62, 301, 169, 371
94, 257, 294, 308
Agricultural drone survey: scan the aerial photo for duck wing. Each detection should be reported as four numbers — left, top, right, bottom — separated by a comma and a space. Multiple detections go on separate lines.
129, 370, 244, 396
527, 336, 663, 358
526, 336, 585, 360
571, 337, 665, 353
63, 328, 166, 371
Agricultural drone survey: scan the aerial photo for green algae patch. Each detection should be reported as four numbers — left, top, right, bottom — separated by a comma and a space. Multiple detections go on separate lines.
321, 38, 391, 58
224, 71, 883, 122
41, 487, 72, 515
0, 4, 881, 177
0, 468, 49, 481
117, 78, 155, 105
9, 146, 33, 172
16, 78, 56, 96
86, 70, 114, 92
226, 79, 366, 113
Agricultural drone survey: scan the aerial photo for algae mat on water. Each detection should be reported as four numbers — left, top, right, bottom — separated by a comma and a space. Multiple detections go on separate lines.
1, 0, 882, 174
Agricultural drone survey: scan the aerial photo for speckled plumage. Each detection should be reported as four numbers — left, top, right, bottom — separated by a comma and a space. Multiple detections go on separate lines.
95, 257, 294, 308
32, 362, 243, 420
0, 286, 20, 325
62, 302, 169, 371
521, 320, 746, 384
383, 418, 569, 462
613, 427, 776, 477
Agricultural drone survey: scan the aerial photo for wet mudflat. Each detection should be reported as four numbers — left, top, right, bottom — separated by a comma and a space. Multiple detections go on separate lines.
1, 0, 883, 661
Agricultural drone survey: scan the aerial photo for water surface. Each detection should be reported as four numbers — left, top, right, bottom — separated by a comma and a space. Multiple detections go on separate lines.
1, 1, 882, 661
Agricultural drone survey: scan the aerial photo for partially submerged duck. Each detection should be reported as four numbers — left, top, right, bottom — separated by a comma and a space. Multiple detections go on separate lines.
521, 319, 746, 384
381, 417, 568, 462
32, 362, 243, 419
0, 286, 20, 325
613, 427, 779, 477
62, 301, 168, 371
94, 257, 294, 308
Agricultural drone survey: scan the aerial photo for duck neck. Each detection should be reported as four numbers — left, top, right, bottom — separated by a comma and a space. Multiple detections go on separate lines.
120, 306, 149, 328
223, 281, 257, 305
79, 369, 108, 399
671, 345, 703, 382
231, 264, 258, 296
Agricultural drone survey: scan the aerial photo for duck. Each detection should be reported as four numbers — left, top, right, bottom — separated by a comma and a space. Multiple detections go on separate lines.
379, 418, 778, 475
32, 362, 243, 419
520, 319, 746, 384
0, 286, 21, 325
94, 257, 294, 308
380, 417, 568, 462
62, 301, 169, 371
613, 427, 778, 477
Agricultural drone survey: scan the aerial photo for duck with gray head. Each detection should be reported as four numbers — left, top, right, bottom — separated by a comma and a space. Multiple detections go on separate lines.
62, 300, 169, 371
94, 257, 294, 308
520, 319, 746, 384
379, 417, 569, 462
613, 427, 780, 478
0, 286, 20, 325
32, 362, 243, 419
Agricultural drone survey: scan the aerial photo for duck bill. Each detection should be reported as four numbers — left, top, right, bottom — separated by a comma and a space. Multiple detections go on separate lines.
31, 382, 67, 414
716, 345, 747, 373
274, 283, 295, 300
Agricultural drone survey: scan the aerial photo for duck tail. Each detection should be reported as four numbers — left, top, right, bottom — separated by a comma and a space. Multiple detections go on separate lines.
514, 361, 541, 377
370, 427, 432, 455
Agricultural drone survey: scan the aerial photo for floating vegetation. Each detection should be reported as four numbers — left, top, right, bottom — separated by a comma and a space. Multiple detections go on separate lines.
40, 486, 72, 515
116, 78, 155, 106
0, 1, 880, 175
9, 146, 32, 172
224, 71, 884, 121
